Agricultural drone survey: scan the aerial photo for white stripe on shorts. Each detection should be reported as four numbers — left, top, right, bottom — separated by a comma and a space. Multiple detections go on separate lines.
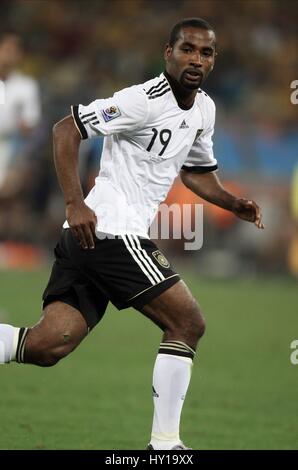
126, 235, 164, 284
122, 235, 156, 285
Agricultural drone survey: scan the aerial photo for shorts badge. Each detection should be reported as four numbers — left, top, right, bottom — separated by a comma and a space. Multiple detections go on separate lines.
101, 105, 121, 122
152, 250, 170, 269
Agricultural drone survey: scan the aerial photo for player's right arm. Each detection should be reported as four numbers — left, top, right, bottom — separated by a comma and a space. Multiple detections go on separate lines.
53, 86, 148, 249
53, 115, 97, 249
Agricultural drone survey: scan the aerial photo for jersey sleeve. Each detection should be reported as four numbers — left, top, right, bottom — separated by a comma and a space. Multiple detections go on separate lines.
71, 86, 148, 139
182, 98, 218, 173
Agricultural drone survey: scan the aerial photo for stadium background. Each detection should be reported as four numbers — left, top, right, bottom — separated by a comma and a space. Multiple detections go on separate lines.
0, 0, 297, 450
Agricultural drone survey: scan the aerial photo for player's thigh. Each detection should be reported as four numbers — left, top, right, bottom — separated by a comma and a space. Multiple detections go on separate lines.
27, 300, 88, 356
139, 279, 205, 335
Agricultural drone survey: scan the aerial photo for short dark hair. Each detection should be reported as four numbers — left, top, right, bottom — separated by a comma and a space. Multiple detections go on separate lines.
169, 18, 215, 47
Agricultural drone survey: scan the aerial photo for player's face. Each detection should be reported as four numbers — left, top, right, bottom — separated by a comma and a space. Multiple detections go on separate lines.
0, 35, 23, 70
165, 27, 216, 90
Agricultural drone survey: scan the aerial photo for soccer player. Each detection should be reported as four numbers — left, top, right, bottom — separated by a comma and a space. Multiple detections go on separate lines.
0, 31, 41, 188
0, 18, 264, 450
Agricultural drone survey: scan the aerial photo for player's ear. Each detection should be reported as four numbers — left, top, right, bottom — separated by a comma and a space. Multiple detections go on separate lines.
210, 51, 217, 71
164, 44, 172, 61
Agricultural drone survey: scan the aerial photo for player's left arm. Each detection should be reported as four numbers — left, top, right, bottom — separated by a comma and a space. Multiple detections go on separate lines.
180, 169, 265, 229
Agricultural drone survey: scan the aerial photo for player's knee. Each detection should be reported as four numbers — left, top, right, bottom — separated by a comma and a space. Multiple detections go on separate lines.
185, 310, 206, 345
186, 298, 206, 341
196, 314, 206, 339
36, 352, 60, 367
167, 304, 206, 346
186, 302, 206, 345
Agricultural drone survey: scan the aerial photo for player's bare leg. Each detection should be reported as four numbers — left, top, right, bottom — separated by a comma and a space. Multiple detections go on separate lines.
139, 279, 205, 450
0, 301, 88, 366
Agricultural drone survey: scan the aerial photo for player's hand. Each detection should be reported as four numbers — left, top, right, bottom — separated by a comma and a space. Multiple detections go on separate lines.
232, 198, 265, 229
66, 201, 97, 249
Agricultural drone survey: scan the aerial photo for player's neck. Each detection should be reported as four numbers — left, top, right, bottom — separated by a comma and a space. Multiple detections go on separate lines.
163, 70, 197, 110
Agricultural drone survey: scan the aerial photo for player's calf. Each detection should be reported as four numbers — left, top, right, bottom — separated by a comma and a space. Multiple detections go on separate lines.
25, 302, 88, 367
25, 327, 84, 367
0, 323, 76, 367
0, 301, 88, 367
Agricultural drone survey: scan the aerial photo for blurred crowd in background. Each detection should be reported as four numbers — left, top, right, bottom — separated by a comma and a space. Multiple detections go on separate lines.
0, 0, 297, 276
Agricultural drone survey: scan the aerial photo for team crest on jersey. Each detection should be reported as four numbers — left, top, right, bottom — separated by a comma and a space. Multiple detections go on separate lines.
152, 250, 170, 268
101, 105, 121, 122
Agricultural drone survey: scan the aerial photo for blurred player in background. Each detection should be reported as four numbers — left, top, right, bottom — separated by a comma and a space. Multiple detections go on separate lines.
0, 32, 41, 198
0, 31, 41, 246
0, 19, 264, 450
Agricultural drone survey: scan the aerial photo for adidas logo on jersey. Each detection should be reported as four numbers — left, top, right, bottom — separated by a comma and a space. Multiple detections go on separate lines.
179, 119, 189, 129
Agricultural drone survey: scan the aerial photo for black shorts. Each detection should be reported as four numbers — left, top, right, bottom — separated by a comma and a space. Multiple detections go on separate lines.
42, 229, 180, 330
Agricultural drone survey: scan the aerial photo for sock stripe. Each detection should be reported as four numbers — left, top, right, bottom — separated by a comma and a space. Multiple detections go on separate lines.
158, 340, 195, 360
159, 344, 191, 354
160, 341, 196, 355
16, 328, 24, 363
20, 330, 28, 363
170, 341, 196, 355
16, 328, 29, 363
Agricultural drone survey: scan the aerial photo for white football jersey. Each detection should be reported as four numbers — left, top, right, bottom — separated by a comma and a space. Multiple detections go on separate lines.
64, 72, 218, 237
0, 72, 41, 187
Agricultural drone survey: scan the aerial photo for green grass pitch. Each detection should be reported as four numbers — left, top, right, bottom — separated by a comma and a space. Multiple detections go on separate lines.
0, 269, 297, 449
